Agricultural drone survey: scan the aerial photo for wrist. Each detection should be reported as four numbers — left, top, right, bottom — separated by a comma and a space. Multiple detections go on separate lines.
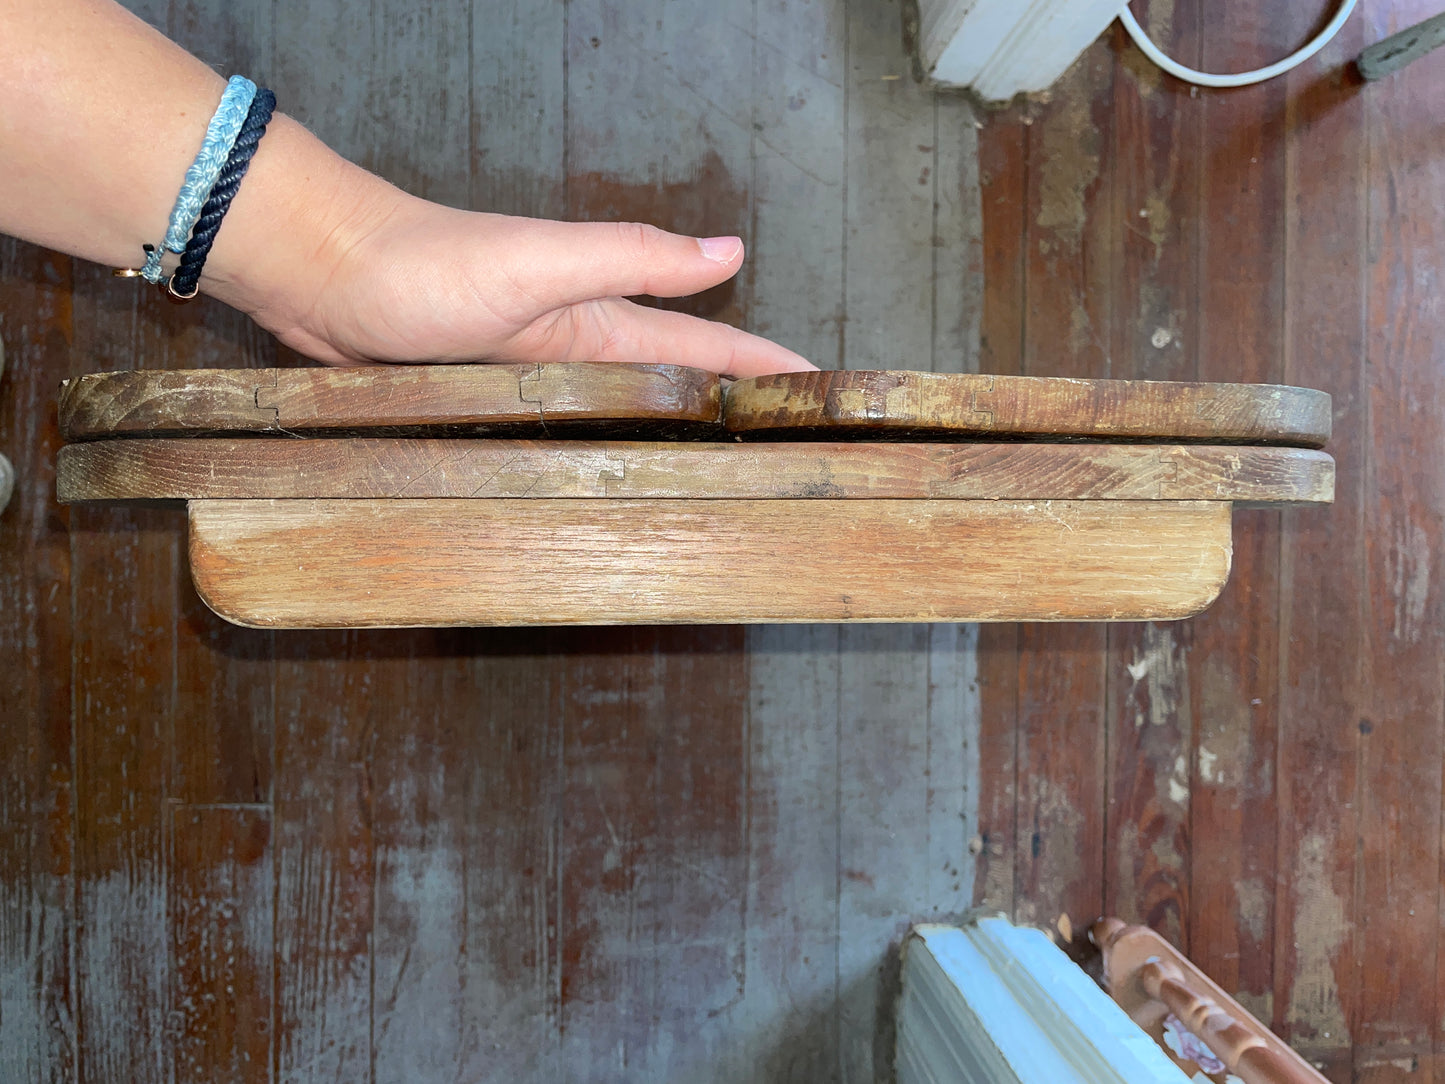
199, 114, 405, 360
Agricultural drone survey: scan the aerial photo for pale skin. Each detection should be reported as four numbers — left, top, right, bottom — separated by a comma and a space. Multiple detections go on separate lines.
0, 0, 817, 376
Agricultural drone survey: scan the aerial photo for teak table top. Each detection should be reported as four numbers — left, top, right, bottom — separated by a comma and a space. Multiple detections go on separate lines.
59, 364, 1332, 447
55, 363, 1335, 628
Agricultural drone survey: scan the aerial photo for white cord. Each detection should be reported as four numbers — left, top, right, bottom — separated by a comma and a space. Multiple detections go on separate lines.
1118, 0, 1359, 88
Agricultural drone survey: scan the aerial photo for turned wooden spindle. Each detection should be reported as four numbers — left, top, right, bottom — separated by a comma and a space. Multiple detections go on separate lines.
1092, 917, 1328, 1084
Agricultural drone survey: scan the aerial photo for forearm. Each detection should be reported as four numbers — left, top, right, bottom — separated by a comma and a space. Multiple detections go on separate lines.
0, 0, 386, 325
0, 0, 812, 374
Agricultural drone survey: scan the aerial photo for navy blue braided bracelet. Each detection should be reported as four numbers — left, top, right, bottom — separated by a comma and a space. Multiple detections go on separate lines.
168, 87, 277, 300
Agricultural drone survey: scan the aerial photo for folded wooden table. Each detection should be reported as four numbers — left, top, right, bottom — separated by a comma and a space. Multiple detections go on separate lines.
56, 364, 1333, 629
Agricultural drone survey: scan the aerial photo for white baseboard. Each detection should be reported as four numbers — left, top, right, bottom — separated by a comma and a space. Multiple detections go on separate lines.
897, 919, 1194, 1083
919, 0, 1125, 100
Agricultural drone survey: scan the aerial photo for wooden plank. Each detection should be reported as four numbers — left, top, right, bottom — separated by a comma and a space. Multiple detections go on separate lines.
261, 3, 460, 1080
161, 0, 279, 816
841, 0, 940, 374
454, 631, 563, 1079
1358, 1, 1445, 1078
559, 1, 756, 1077
1102, 0, 1201, 951
932, 91, 985, 375
0, 240, 78, 1084
732, 624, 842, 1080
146, 10, 282, 1079
64, 0, 188, 1038
735, 0, 849, 1075
57, 438, 1336, 504
563, 0, 753, 332
1185, 0, 1292, 1027
370, 641, 485, 1083
549, 628, 746, 1080
185, 497, 1234, 628
58, 363, 723, 441
835, 622, 978, 1078
971, 105, 1029, 916
1271, 8, 1367, 1080
168, 807, 273, 1084
747, 0, 846, 370
271, 637, 376, 1084
834, 5, 988, 1074
71, 502, 177, 1083
471, 0, 565, 219
552, 631, 662, 1078
283, 9, 481, 1084
455, 3, 568, 1079
1011, 34, 1115, 952
726, 370, 1330, 446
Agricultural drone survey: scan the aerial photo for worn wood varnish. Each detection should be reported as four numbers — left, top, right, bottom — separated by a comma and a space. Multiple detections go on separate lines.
61, 362, 1331, 447
58, 362, 724, 440
726, 370, 1331, 446
185, 497, 1234, 627
56, 438, 1335, 503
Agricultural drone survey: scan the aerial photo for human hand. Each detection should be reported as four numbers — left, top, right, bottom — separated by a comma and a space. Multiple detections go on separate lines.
1, 5, 813, 375
219, 156, 816, 376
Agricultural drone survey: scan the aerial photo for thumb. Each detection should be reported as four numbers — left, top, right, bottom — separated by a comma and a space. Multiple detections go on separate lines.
499, 217, 745, 306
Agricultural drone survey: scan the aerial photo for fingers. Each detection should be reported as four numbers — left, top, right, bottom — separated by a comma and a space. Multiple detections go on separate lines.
518, 297, 818, 377
487, 216, 747, 308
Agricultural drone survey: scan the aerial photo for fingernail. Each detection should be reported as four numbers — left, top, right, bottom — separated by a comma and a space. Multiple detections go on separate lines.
698, 235, 742, 262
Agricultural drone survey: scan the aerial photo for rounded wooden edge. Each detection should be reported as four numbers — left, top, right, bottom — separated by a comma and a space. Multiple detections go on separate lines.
187, 524, 266, 630
59, 362, 722, 440
185, 498, 1233, 629
724, 370, 1332, 447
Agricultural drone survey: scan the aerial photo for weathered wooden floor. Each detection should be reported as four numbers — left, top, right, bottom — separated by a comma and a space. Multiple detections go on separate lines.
972, 2, 1445, 1081
1, 0, 1441, 1081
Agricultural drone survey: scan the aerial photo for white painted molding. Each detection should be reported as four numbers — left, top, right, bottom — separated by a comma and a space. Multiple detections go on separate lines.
918, 0, 1125, 100
896, 919, 1194, 1083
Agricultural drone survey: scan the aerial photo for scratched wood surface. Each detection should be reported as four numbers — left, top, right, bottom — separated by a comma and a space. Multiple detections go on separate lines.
725, 370, 1332, 445
971, 4, 1445, 1084
1, 2, 1439, 1084
184, 496, 1236, 627
55, 438, 1337, 503
58, 363, 724, 440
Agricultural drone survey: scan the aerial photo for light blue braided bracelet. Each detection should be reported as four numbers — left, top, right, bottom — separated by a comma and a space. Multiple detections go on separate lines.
136, 75, 257, 284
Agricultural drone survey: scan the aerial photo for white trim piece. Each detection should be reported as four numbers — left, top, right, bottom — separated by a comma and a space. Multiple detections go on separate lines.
897, 919, 1193, 1083
919, 0, 1125, 100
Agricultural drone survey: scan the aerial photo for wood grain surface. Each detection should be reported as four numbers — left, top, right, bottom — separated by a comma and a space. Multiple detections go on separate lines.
56, 437, 1335, 504
1099, 0, 1201, 969
1004, 40, 1116, 952
1182, 0, 1305, 1036
965, 5, 1445, 1082
186, 497, 1233, 627
1357, 2, 1445, 1079
725, 370, 1331, 446
57, 362, 724, 440
1272, 2, 1366, 1074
